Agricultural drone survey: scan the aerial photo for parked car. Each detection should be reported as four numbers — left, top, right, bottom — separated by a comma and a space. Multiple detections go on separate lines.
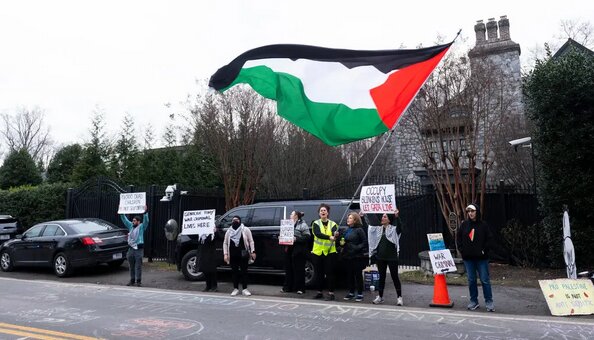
0, 215, 23, 244
0, 218, 129, 277
175, 199, 359, 287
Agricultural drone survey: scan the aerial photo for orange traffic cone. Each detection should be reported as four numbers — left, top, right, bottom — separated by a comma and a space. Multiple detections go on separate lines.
430, 273, 454, 308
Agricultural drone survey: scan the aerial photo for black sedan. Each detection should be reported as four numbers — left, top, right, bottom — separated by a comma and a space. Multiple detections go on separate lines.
0, 218, 129, 277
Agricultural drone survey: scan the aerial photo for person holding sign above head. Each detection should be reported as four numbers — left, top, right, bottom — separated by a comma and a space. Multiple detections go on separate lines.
340, 212, 368, 302
197, 226, 218, 292
457, 204, 494, 312
119, 206, 149, 287
281, 211, 311, 295
311, 203, 339, 301
365, 209, 403, 306
223, 216, 256, 297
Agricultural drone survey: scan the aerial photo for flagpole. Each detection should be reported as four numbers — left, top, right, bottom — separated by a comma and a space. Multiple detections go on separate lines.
337, 32, 461, 226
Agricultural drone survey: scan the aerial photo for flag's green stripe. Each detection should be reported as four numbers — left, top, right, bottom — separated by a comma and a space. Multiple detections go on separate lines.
224, 65, 388, 146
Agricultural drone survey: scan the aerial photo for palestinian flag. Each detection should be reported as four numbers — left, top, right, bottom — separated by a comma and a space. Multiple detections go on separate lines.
209, 42, 452, 146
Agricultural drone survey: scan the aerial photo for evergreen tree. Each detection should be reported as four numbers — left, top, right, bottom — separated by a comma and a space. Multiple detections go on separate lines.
0, 149, 43, 189
108, 114, 140, 184
72, 110, 110, 183
47, 144, 83, 183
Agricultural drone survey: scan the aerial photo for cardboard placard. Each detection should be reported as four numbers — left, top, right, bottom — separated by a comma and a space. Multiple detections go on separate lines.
539, 279, 594, 316
427, 233, 446, 251
279, 219, 294, 245
181, 210, 216, 236
359, 184, 396, 214
118, 192, 146, 214
428, 249, 457, 274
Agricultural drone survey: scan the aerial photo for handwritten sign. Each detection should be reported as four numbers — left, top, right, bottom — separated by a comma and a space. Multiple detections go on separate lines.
118, 192, 146, 214
181, 210, 216, 236
279, 219, 294, 245
427, 233, 446, 251
428, 250, 457, 274
539, 279, 594, 316
359, 184, 396, 214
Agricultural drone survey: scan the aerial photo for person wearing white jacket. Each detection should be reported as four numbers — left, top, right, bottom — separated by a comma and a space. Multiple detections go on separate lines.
223, 216, 256, 296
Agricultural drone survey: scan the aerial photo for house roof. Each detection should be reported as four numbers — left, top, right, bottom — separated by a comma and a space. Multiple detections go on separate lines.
552, 38, 594, 59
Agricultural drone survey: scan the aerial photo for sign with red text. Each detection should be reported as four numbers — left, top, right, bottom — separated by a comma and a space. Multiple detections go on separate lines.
359, 184, 396, 214
181, 210, 216, 236
539, 279, 594, 316
118, 192, 146, 214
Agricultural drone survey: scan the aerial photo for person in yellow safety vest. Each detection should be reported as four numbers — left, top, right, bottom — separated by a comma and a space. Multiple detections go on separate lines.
311, 203, 339, 301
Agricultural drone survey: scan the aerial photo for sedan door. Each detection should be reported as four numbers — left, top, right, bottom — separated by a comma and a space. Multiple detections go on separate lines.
11, 225, 45, 265
35, 224, 65, 265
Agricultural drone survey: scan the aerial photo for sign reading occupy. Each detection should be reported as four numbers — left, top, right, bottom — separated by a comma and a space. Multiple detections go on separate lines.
118, 192, 146, 214
279, 219, 294, 245
359, 184, 396, 214
181, 210, 216, 236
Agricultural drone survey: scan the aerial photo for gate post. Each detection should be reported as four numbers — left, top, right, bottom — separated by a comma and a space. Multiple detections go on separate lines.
65, 188, 73, 218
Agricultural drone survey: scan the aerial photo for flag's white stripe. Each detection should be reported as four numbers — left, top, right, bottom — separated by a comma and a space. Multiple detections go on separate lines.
244, 59, 394, 109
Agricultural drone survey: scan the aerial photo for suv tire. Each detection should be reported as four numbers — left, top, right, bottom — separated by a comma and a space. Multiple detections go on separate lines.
0, 251, 14, 272
181, 250, 204, 281
304, 258, 317, 288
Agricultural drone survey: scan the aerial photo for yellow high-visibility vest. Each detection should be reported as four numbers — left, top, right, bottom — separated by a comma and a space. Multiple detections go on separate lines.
311, 219, 338, 256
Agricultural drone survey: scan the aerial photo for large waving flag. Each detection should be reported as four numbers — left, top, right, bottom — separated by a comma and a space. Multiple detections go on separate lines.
209, 42, 452, 146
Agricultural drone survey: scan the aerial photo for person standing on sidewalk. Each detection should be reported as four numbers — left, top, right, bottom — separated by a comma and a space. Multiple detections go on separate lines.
311, 203, 339, 301
340, 212, 368, 302
120, 207, 149, 287
197, 227, 218, 292
457, 203, 494, 312
223, 216, 256, 296
281, 211, 311, 295
366, 209, 403, 306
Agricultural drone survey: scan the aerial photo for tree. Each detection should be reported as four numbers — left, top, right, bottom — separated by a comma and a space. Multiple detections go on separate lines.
108, 114, 140, 184
72, 110, 110, 183
0, 149, 43, 189
523, 48, 594, 267
46, 144, 83, 183
0, 107, 54, 165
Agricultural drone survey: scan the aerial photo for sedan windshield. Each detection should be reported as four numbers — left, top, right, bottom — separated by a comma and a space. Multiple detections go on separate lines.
69, 220, 120, 234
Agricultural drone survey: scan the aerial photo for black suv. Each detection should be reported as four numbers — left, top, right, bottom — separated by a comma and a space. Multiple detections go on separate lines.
0, 215, 23, 244
175, 199, 358, 287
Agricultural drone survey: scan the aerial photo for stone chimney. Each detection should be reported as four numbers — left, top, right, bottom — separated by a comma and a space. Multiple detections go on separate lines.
474, 20, 486, 45
498, 15, 510, 40
486, 18, 498, 41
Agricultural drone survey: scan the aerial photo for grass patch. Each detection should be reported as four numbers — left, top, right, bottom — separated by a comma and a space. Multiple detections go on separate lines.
146, 261, 178, 272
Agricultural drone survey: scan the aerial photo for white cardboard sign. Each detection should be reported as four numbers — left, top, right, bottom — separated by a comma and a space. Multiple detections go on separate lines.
181, 209, 216, 236
279, 219, 294, 245
118, 192, 146, 214
359, 184, 396, 214
429, 249, 457, 274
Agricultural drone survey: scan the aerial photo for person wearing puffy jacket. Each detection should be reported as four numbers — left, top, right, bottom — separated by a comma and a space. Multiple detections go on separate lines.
340, 212, 368, 302
457, 203, 495, 312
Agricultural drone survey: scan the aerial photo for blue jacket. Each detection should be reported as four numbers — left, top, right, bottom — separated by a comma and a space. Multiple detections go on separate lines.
120, 212, 149, 245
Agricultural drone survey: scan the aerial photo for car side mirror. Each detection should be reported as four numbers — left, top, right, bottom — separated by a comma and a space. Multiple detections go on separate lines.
16, 234, 23, 239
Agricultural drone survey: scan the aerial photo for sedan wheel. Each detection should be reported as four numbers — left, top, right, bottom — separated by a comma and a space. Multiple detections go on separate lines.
54, 252, 72, 277
0, 251, 13, 272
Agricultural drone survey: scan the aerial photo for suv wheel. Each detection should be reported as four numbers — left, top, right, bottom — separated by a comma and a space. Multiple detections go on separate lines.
0, 251, 13, 271
304, 258, 316, 288
181, 250, 204, 281
54, 252, 72, 277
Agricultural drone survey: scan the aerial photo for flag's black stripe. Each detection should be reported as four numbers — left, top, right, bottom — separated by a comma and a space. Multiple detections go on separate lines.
209, 42, 452, 90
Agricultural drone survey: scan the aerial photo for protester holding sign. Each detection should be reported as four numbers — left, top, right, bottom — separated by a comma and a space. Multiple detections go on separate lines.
311, 203, 340, 301
223, 216, 256, 296
366, 209, 403, 306
119, 207, 149, 287
457, 204, 494, 312
340, 212, 368, 302
281, 211, 310, 295
197, 227, 219, 292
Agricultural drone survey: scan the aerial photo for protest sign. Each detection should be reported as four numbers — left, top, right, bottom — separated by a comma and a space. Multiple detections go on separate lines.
181, 210, 216, 236
118, 192, 146, 214
279, 219, 294, 245
427, 233, 446, 251
428, 249, 457, 274
359, 184, 396, 214
539, 279, 594, 316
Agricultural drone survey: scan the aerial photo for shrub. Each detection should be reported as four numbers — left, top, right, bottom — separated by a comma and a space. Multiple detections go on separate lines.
0, 183, 70, 229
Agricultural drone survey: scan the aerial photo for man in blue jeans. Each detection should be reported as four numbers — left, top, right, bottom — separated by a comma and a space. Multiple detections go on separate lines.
120, 208, 149, 287
457, 204, 494, 312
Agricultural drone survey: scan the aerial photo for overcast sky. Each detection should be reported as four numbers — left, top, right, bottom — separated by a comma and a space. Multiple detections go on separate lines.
1, 0, 593, 150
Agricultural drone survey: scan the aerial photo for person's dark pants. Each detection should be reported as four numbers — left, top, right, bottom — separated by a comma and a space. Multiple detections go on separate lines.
292, 252, 306, 293
204, 271, 218, 290
464, 259, 492, 304
283, 247, 294, 291
346, 257, 367, 295
313, 252, 337, 293
127, 247, 144, 283
231, 255, 249, 289
376, 259, 401, 298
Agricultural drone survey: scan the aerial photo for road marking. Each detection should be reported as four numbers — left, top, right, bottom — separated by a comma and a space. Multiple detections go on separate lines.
0, 322, 101, 340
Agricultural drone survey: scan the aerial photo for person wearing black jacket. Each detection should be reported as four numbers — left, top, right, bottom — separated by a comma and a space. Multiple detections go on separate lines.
340, 212, 368, 302
281, 211, 311, 294
197, 227, 218, 292
457, 204, 494, 312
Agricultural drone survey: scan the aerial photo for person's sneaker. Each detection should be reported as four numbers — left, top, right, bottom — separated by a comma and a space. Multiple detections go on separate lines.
242, 289, 252, 296
126, 281, 134, 286
231, 288, 240, 296
397, 297, 403, 306
467, 301, 480, 310
280, 288, 291, 293
355, 294, 364, 302
372, 295, 384, 304
202, 287, 211, 292
136, 282, 142, 287
486, 301, 495, 312
313, 292, 323, 299
325, 294, 336, 301
343, 293, 355, 301
296, 291, 304, 295
210, 288, 218, 292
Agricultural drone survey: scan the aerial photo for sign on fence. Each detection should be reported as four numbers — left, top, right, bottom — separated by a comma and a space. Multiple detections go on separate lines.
118, 192, 146, 214
279, 219, 294, 245
539, 279, 594, 316
181, 210, 216, 236
359, 184, 396, 214
428, 249, 457, 274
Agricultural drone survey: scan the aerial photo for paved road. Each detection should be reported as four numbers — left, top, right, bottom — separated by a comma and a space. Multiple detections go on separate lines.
1, 277, 593, 340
